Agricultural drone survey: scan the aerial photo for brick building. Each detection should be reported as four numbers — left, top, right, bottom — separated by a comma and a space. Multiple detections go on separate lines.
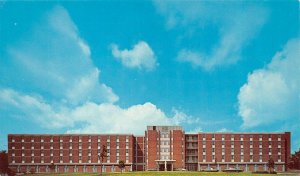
7, 126, 291, 173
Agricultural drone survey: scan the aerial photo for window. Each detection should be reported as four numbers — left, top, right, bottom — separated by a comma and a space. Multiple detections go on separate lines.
116, 149, 119, 153
203, 155, 206, 160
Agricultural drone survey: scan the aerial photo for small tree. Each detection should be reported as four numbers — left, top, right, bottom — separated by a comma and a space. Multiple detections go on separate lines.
267, 157, 275, 173
118, 160, 125, 173
49, 163, 55, 173
98, 145, 107, 176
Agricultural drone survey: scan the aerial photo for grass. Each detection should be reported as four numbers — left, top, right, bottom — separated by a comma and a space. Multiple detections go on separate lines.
32, 171, 299, 176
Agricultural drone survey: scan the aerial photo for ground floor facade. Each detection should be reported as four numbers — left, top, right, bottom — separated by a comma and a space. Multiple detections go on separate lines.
186, 163, 286, 172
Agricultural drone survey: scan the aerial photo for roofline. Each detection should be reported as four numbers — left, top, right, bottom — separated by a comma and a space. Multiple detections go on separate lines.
8, 133, 135, 136
185, 132, 289, 134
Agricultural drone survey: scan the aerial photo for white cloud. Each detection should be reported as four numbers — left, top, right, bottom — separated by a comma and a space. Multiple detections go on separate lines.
5, 5, 118, 106
0, 88, 198, 134
111, 41, 157, 70
238, 38, 300, 128
238, 38, 300, 148
155, 1, 268, 70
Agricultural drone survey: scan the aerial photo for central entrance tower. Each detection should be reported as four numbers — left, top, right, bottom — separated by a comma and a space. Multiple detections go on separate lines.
145, 126, 185, 171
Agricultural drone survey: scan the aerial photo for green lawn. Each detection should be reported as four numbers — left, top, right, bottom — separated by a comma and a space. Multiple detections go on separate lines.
32, 171, 299, 176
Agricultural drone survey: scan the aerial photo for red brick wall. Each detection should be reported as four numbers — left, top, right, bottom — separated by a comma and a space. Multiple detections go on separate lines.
146, 130, 158, 170
173, 130, 185, 169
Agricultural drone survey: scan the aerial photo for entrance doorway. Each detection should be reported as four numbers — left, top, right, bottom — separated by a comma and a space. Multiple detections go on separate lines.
159, 164, 172, 171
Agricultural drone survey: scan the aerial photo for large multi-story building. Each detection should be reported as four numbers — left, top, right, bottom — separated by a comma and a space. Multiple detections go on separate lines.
7, 126, 291, 173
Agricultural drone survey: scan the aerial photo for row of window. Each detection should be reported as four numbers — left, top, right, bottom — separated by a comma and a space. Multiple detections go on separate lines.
200, 154, 282, 162
201, 134, 282, 139
200, 148, 282, 153
11, 141, 130, 149
15, 165, 130, 173
11, 136, 130, 143
11, 156, 130, 164
201, 140, 281, 145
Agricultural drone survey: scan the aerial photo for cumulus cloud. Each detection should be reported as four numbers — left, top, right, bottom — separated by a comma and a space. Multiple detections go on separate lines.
238, 38, 300, 147
111, 41, 157, 70
155, 1, 268, 70
0, 88, 196, 134
238, 38, 300, 128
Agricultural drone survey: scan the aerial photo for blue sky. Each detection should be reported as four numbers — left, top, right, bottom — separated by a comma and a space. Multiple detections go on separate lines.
0, 1, 299, 151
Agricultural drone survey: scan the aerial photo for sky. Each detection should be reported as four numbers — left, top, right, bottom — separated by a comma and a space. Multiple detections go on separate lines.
0, 1, 299, 152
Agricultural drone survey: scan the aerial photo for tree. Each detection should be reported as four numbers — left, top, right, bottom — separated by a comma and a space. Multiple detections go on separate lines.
98, 145, 107, 176
49, 163, 55, 173
0, 150, 8, 175
289, 148, 300, 170
267, 157, 275, 173
118, 160, 125, 173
